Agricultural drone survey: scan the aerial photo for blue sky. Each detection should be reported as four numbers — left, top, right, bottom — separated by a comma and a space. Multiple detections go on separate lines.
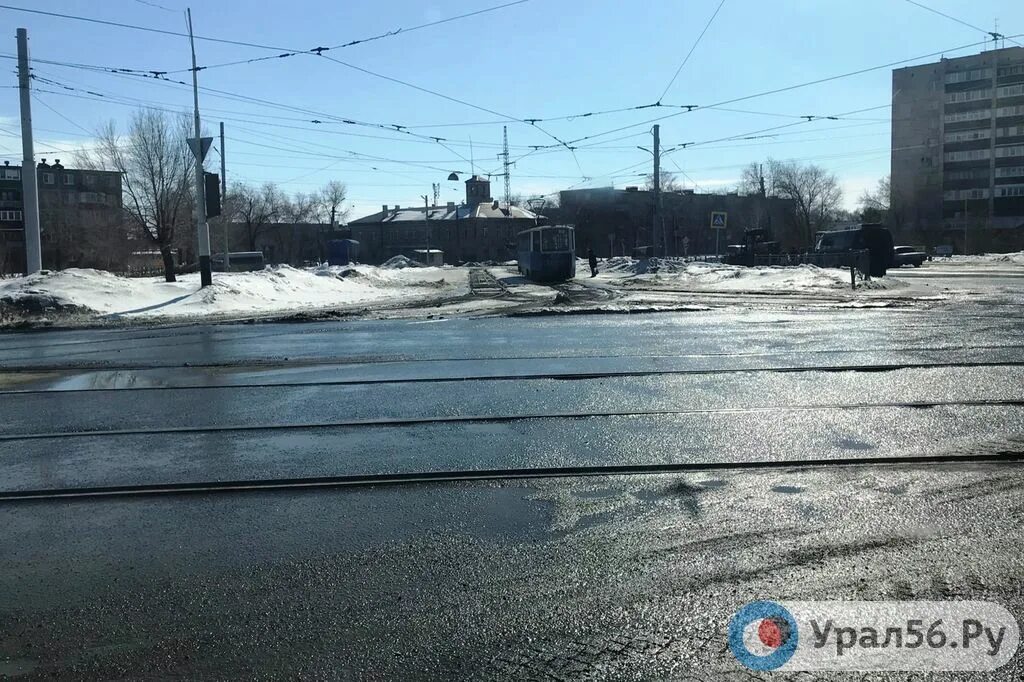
2, 0, 1023, 219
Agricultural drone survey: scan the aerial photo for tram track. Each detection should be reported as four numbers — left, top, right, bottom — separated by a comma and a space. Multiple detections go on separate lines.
2, 397, 1023, 442
3, 358, 1024, 395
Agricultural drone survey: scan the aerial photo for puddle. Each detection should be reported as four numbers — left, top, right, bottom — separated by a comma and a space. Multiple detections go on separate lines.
0, 659, 38, 676
837, 437, 875, 451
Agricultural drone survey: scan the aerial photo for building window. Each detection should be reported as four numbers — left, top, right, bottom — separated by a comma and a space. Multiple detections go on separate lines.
946, 168, 988, 181
998, 64, 1024, 77
0, 190, 18, 201
945, 68, 992, 84
944, 109, 991, 123
996, 125, 1024, 138
64, 190, 77, 203
995, 166, 1024, 178
945, 88, 992, 103
62, 173, 75, 185
997, 84, 1024, 98
0, 209, 23, 221
84, 174, 96, 188
943, 188, 990, 201
42, 172, 55, 184
0, 168, 19, 180
996, 105, 1024, 118
944, 149, 991, 162
995, 145, 1024, 158
944, 128, 991, 143
995, 184, 1024, 197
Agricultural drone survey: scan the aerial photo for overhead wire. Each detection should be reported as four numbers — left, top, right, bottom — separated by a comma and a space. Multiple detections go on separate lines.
901, 0, 1023, 47
658, 0, 727, 101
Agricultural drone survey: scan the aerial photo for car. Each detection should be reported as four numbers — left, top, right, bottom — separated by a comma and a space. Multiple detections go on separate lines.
893, 245, 927, 267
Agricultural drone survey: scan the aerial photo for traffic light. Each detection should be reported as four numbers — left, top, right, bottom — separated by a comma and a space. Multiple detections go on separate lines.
205, 172, 221, 218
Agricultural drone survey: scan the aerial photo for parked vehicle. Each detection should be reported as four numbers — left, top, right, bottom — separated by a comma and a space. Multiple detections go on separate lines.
517, 225, 576, 282
814, 223, 895, 277
722, 228, 780, 266
211, 251, 266, 272
893, 245, 927, 268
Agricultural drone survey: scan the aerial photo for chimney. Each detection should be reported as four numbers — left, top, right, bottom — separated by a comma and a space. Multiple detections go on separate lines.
38, 158, 48, 168
393, 204, 399, 210
53, 159, 63, 169
446, 201, 455, 210
382, 204, 388, 214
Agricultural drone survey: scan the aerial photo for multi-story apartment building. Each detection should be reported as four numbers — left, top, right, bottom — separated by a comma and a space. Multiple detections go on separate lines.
892, 46, 1024, 252
0, 159, 125, 274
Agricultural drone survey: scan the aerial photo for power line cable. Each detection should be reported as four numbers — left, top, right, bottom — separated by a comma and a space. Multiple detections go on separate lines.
658, 0, 727, 101
31, 92, 95, 136
902, 0, 1023, 47
554, 34, 1022, 147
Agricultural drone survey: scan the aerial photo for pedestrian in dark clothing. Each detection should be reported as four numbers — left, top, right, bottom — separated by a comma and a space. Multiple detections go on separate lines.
587, 248, 598, 277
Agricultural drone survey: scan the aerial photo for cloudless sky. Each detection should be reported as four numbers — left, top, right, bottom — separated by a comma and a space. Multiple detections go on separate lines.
2, 0, 1023, 219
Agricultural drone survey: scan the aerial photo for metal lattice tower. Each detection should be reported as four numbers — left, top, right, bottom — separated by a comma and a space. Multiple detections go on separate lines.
502, 126, 512, 208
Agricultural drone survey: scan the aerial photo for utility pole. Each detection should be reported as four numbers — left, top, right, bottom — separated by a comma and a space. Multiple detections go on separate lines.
964, 197, 969, 255
652, 124, 661, 256
220, 121, 229, 271
16, 28, 41, 274
422, 194, 431, 261
187, 9, 212, 287
501, 125, 512, 209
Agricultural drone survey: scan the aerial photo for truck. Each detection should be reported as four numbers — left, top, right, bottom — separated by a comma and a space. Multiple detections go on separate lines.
814, 223, 895, 277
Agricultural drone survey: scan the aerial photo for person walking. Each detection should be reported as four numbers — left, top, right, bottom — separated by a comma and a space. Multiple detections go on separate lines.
587, 248, 598, 278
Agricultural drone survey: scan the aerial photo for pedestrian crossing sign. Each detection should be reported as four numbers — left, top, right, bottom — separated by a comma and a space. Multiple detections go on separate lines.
710, 211, 727, 229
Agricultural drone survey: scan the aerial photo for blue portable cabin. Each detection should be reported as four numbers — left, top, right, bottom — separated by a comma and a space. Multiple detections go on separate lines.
516, 225, 576, 282
327, 239, 359, 266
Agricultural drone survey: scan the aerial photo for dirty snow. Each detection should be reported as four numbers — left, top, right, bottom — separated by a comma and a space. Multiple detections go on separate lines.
588, 257, 897, 292
948, 251, 1024, 266
0, 265, 468, 321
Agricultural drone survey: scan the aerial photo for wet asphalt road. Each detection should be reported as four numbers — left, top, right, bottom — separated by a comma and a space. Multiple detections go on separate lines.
1, 289, 1023, 679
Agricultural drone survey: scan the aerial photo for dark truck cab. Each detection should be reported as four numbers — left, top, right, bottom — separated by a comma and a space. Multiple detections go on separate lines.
815, 223, 895, 277
893, 245, 927, 268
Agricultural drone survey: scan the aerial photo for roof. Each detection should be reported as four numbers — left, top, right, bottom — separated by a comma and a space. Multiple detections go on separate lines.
350, 203, 542, 224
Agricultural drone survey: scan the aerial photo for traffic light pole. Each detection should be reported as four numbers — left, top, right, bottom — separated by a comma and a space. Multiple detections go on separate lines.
187, 9, 212, 287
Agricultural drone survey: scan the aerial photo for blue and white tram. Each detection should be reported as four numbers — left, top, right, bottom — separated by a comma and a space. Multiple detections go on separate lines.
516, 225, 576, 282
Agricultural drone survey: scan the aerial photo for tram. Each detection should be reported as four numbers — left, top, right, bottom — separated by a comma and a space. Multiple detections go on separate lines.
516, 225, 576, 282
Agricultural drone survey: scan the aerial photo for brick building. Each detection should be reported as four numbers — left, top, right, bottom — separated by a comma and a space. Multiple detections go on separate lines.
559, 186, 797, 256
349, 176, 543, 263
0, 159, 126, 274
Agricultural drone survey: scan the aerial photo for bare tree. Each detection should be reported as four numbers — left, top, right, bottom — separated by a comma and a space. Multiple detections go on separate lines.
84, 109, 194, 281
314, 180, 349, 226
231, 182, 286, 251
738, 160, 784, 197
858, 175, 890, 223
643, 171, 681, 192
769, 160, 843, 246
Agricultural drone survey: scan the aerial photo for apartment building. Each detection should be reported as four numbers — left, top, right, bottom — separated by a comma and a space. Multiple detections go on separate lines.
891, 45, 1024, 251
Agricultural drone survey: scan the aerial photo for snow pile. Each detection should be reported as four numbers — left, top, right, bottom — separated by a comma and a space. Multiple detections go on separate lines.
952, 251, 1024, 266
0, 264, 468, 323
381, 255, 422, 269
592, 258, 896, 292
